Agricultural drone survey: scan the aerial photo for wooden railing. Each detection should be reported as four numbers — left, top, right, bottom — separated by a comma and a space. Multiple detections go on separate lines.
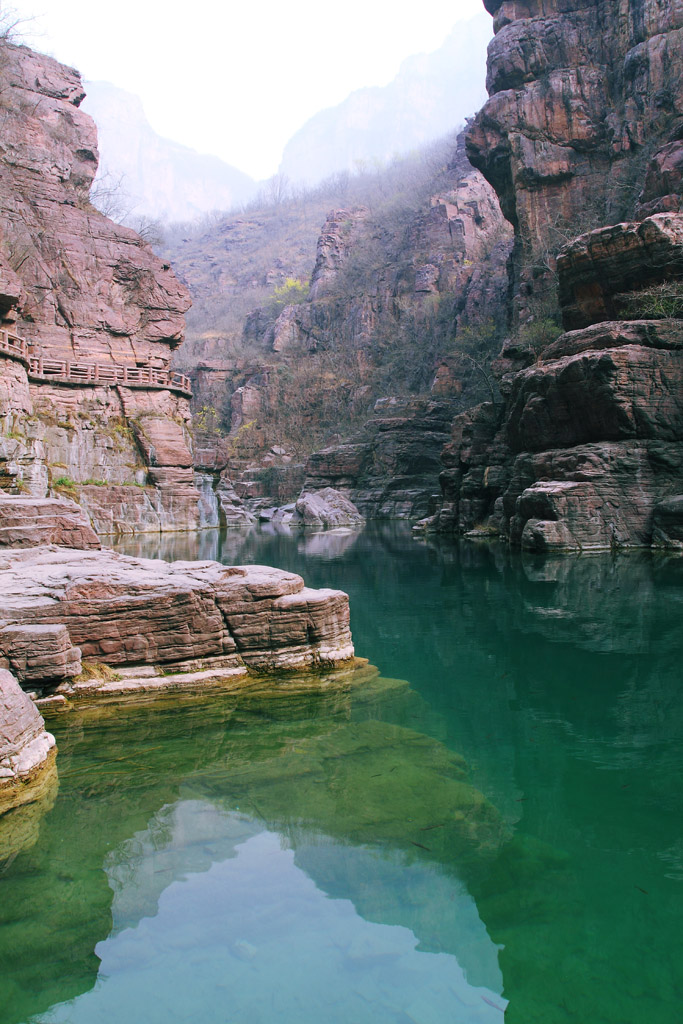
0, 327, 192, 396
0, 328, 29, 366
27, 357, 192, 396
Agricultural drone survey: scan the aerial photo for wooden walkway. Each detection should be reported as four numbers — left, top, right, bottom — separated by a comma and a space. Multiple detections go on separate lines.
0, 329, 192, 397
0, 328, 29, 366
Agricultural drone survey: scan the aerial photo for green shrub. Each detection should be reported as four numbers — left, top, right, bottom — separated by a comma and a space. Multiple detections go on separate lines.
517, 317, 563, 354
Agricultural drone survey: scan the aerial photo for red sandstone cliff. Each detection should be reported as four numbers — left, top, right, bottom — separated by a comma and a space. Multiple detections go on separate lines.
425, 0, 683, 550
467, 0, 683, 322
0, 42, 200, 533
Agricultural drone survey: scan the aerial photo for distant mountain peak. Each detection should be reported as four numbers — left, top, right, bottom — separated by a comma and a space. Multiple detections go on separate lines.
82, 81, 256, 224
278, 13, 492, 187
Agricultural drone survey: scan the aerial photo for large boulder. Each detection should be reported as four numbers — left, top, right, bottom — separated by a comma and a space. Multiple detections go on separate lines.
295, 488, 365, 529
0, 546, 355, 689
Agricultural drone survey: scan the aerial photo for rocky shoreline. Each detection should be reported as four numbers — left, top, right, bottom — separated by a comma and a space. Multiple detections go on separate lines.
420, 215, 683, 551
0, 494, 357, 812
0, 497, 355, 693
0, 668, 57, 815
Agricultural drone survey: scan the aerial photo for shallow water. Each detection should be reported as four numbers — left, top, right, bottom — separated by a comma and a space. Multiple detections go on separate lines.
1, 524, 682, 1023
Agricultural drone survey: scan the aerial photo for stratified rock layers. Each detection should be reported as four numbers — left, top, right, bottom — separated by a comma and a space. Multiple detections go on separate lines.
426, 2, 683, 550
0, 668, 56, 814
468, 0, 683, 320
0, 42, 199, 532
0, 494, 100, 549
0, 546, 355, 690
430, 219, 683, 549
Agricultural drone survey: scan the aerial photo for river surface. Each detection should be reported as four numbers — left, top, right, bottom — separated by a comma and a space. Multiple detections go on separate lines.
1, 524, 681, 1024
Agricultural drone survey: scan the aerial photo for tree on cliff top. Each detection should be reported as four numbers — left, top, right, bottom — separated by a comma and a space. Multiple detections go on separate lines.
0, 4, 31, 43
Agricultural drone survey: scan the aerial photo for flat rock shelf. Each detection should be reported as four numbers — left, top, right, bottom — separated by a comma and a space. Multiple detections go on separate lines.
0, 545, 356, 702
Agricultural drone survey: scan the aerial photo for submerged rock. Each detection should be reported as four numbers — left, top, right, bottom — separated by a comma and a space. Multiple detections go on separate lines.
223, 719, 507, 868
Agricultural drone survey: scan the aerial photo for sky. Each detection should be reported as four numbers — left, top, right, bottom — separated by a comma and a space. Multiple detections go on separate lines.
7, 0, 490, 179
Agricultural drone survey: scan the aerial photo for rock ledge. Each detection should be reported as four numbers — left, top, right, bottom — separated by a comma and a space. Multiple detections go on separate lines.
0, 546, 355, 694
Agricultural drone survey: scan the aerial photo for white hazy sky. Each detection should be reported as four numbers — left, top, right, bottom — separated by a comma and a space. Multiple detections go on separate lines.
8, 0, 490, 179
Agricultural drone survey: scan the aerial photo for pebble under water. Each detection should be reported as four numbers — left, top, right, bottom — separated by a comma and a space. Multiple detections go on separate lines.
0, 524, 681, 1024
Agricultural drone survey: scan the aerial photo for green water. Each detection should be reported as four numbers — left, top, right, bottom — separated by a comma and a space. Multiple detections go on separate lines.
1, 525, 682, 1024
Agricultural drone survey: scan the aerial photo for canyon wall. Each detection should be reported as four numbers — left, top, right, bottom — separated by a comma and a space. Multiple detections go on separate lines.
426, 0, 683, 550
189, 137, 513, 519
0, 43, 200, 533
467, 0, 683, 322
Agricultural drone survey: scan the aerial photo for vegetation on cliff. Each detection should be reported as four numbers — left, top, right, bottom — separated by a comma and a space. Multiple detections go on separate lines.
164, 133, 512, 466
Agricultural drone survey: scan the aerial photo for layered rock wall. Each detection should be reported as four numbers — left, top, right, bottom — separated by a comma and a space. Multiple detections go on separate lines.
305, 398, 454, 520
422, 2, 683, 550
468, 0, 683, 321
0, 42, 199, 532
428, 216, 683, 549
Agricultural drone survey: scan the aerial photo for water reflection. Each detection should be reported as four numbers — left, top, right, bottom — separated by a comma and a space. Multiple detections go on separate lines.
110, 524, 363, 565
1, 528, 682, 1024
42, 811, 505, 1024
0, 681, 510, 1024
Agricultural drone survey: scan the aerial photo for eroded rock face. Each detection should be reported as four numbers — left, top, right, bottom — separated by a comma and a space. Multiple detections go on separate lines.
308, 207, 370, 301
0, 44, 189, 362
557, 213, 683, 330
468, 0, 683, 320
0, 546, 354, 690
426, 211, 683, 550
0, 668, 56, 814
305, 398, 454, 520
0, 494, 100, 549
430, 4, 683, 551
429, 310, 683, 549
0, 42, 199, 531
652, 494, 683, 548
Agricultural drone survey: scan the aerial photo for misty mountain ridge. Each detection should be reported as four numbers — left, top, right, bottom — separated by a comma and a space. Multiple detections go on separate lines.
83, 13, 492, 224
278, 14, 491, 186
82, 81, 257, 223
